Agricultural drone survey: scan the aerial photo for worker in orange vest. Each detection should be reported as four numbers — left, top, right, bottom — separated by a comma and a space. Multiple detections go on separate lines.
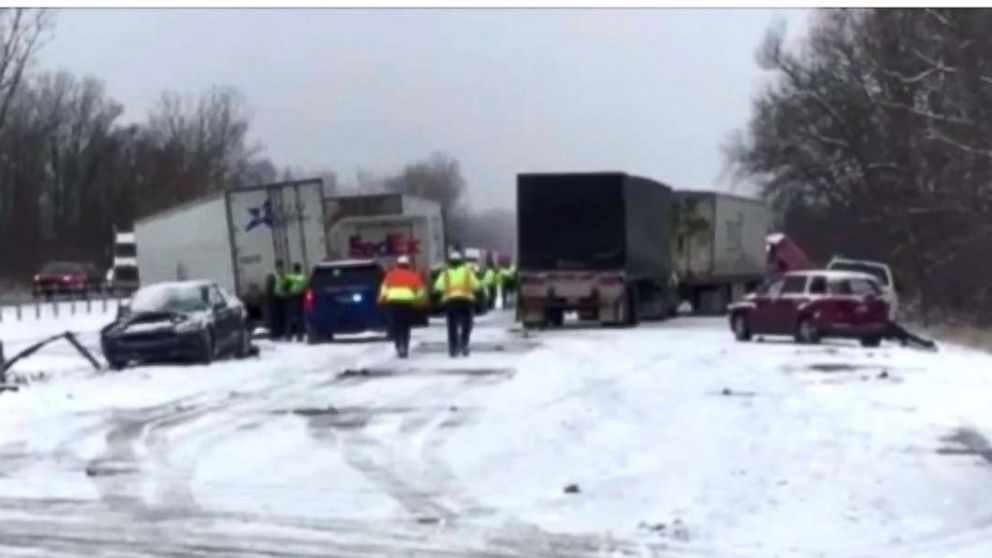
378, 255, 427, 358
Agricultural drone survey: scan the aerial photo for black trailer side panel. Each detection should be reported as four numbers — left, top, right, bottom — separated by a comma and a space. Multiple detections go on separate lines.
517, 173, 626, 271
623, 175, 674, 279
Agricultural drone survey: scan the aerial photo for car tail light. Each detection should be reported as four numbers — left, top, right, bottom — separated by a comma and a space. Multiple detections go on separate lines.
62, 274, 74, 282
597, 274, 624, 286
303, 288, 314, 312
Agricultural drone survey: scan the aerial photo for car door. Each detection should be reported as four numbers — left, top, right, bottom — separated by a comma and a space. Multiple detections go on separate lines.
750, 278, 784, 333
769, 275, 808, 334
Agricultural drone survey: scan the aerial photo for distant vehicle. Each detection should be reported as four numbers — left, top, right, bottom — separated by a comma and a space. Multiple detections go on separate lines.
673, 192, 772, 314
324, 193, 444, 325
134, 179, 328, 323
728, 270, 889, 347
827, 257, 898, 319
100, 280, 250, 369
516, 172, 678, 328
304, 259, 386, 343
105, 230, 140, 295
33, 261, 102, 299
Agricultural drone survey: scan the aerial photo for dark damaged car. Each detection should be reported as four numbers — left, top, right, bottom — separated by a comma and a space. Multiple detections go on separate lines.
101, 280, 250, 370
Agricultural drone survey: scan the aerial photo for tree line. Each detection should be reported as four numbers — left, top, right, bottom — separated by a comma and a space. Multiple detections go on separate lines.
0, 9, 514, 284
730, 8, 992, 324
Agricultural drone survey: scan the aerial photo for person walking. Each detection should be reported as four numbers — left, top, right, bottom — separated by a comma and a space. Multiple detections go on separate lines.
285, 263, 308, 341
481, 260, 497, 311
434, 251, 480, 357
267, 260, 289, 340
378, 255, 427, 358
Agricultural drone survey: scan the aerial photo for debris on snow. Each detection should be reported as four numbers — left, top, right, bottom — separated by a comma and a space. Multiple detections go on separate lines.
563, 483, 581, 494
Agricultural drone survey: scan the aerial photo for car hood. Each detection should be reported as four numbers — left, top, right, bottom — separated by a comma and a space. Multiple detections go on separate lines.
107, 310, 209, 335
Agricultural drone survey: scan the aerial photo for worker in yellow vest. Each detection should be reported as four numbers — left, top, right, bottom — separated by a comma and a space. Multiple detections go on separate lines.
433, 250, 480, 357
284, 262, 309, 342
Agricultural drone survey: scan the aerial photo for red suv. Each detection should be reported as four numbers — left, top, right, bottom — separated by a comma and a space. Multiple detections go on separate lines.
728, 270, 890, 347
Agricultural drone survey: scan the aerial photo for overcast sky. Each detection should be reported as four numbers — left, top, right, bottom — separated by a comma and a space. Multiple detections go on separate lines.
39, 8, 808, 210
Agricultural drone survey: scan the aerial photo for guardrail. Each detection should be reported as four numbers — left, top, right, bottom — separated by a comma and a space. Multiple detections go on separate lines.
0, 293, 125, 322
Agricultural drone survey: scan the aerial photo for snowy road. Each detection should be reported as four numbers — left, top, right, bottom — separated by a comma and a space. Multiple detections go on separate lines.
2, 311, 992, 556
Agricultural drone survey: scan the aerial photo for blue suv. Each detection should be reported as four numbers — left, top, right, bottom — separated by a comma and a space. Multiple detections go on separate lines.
304, 259, 386, 343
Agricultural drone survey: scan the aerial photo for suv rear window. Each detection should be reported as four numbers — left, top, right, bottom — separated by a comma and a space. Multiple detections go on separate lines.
312, 264, 382, 288
809, 276, 827, 295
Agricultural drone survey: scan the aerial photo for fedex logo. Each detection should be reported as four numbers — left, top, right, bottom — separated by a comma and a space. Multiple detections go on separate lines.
349, 233, 421, 258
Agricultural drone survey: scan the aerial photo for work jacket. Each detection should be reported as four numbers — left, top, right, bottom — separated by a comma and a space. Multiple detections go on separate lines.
286, 273, 308, 297
379, 268, 427, 305
272, 272, 291, 299
433, 264, 480, 303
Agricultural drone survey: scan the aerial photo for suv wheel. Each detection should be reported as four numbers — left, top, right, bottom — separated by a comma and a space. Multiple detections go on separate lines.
796, 317, 820, 344
860, 336, 881, 348
732, 313, 752, 341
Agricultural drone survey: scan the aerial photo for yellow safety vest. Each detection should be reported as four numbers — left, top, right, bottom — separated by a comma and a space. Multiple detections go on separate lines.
434, 266, 479, 303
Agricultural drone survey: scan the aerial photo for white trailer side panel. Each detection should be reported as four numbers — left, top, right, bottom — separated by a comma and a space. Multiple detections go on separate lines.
134, 195, 234, 292
329, 215, 432, 277
674, 194, 717, 279
228, 187, 276, 301
228, 181, 328, 301
712, 195, 771, 278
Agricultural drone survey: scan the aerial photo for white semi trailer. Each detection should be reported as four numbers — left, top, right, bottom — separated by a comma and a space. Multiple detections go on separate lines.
134, 179, 328, 319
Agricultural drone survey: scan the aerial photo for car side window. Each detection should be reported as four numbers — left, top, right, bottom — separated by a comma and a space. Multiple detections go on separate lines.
208, 286, 226, 307
809, 276, 827, 295
828, 279, 853, 295
780, 276, 807, 295
764, 278, 785, 298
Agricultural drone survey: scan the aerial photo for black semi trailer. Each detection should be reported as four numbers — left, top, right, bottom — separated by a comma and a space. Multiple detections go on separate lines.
516, 172, 678, 327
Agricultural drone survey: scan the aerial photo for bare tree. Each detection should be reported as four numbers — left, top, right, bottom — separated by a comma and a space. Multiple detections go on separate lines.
383, 152, 466, 218
731, 8, 992, 324
0, 9, 51, 135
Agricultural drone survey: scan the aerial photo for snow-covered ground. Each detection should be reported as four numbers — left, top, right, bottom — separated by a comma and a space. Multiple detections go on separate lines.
0, 310, 991, 556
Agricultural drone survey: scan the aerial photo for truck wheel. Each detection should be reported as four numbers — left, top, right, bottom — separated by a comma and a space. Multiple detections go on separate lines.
732, 313, 752, 341
795, 317, 820, 344
625, 288, 640, 327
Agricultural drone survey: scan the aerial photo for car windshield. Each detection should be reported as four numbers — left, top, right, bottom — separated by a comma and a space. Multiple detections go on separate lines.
829, 261, 890, 286
130, 284, 208, 313
40, 262, 82, 274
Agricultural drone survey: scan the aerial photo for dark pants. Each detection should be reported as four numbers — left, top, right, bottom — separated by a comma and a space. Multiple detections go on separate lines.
387, 304, 414, 357
285, 295, 304, 341
268, 296, 286, 340
445, 300, 474, 356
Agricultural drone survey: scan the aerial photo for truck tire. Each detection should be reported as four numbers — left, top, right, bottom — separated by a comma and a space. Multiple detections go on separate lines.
625, 287, 640, 327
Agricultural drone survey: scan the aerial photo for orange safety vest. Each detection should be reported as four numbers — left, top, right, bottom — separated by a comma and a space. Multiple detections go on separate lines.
378, 268, 426, 305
